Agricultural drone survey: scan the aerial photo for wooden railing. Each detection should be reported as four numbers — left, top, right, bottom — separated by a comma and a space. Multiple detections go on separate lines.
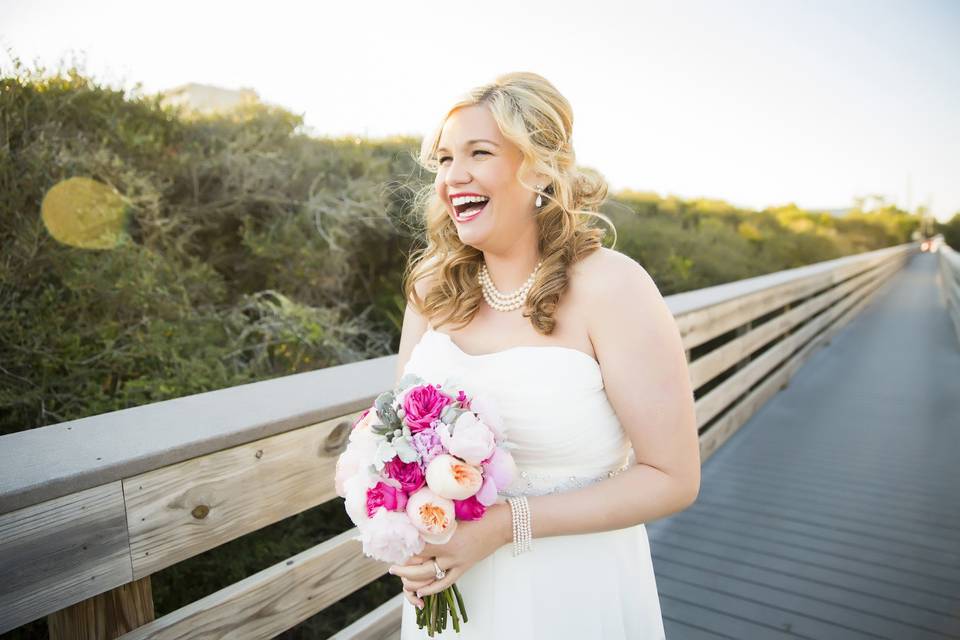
937, 237, 960, 346
0, 241, 919, 639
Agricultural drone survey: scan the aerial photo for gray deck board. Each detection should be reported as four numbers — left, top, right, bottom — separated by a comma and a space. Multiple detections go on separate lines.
647, 252, 960, 639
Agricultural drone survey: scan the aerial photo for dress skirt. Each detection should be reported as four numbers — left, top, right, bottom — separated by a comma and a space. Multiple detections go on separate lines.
399, 521, 666, 639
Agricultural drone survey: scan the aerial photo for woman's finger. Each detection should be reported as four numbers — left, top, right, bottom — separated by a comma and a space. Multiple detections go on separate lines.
416, 566, 459, 598
401, 575, 434, 591
390, 560, 438, 581
403, 587, 424, 610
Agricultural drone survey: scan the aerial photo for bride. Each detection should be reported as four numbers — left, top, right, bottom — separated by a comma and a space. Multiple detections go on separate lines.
389, 72, 700, 638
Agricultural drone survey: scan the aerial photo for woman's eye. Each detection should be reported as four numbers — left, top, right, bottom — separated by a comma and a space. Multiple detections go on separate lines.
438, 150, 489, 164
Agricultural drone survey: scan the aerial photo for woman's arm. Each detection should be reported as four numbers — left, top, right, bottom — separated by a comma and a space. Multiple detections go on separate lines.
510, 251, 700, 541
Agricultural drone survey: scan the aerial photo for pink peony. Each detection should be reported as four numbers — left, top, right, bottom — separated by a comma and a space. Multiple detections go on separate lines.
482, 447, 517, 490
454, 494, 487, 521
474, 474, 499, 506
437, 412, 496, 466
469, 394, 505, 443
403, 384, 453, 434
366, 481, 408, 518
383, 456, 426, 494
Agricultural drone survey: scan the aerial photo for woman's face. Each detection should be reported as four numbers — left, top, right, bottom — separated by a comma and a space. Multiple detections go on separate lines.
434, 104, 540, 250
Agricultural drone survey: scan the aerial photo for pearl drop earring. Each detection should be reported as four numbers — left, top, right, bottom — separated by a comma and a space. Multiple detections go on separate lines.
535, 184, 543, 207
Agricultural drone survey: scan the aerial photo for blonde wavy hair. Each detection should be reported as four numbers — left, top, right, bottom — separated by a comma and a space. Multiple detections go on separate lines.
402, 71, 617, 335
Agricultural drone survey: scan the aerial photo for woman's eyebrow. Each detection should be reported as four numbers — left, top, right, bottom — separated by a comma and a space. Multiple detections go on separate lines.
436, 139, 500, 152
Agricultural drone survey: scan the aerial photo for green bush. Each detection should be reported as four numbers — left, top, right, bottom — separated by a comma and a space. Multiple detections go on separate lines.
936, 213, 960, 249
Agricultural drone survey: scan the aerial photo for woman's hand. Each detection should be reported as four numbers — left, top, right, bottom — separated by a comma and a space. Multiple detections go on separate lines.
389, 502, 510, 608
391, 553, 431, 610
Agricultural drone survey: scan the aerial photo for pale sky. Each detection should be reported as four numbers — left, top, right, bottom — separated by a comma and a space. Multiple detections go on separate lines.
3, 0, 958, 221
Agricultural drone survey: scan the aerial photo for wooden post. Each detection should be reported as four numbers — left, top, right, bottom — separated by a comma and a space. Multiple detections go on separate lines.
47, 577, 154, 639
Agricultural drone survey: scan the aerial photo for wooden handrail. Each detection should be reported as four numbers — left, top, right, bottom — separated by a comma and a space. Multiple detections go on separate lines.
0, 241, 920, 637
937, 238, 960, 346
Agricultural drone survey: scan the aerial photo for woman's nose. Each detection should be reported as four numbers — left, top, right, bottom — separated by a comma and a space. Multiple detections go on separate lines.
443, 157, 472, 186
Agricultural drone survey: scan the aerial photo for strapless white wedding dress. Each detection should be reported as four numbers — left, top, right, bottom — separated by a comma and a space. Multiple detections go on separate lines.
398, 328, 666, 639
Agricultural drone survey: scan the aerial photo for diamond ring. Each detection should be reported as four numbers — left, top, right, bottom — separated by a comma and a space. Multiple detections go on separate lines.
432, 558, 445, 580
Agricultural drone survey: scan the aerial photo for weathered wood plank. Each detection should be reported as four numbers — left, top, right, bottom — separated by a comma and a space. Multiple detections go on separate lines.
652, 554, 950, 640
661, 505, 960, 597
124, 412, 357, 579
0, 356, 391, 515
656, 575, 879, 640
117, 529, 388, 640
669, 506, 960, 583
0, 482, 132, 634
327, 593, 403, 640
655, 532, 956, 629
659, 591, 801, 639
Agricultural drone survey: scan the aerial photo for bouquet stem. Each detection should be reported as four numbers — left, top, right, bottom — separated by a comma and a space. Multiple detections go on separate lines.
444, 587, 461, 632
414, 585, 469, 635
453, 583, 468, 622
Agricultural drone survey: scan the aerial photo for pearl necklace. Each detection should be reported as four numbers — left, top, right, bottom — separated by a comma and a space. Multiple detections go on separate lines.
479, 259, 543, 312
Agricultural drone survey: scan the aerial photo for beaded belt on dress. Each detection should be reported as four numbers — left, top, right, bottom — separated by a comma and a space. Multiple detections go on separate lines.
499, 461, 631, 497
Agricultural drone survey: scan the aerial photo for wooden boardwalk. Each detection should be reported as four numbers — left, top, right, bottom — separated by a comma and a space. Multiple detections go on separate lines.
646, 251, 960, 639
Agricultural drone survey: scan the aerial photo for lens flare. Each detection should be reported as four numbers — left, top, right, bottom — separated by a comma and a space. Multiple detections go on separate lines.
41, 177, 129, 249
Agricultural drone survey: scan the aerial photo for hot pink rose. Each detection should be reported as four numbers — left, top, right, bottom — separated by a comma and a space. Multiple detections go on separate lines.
383, 456, 426, 494
366, 481, 408, 518
403, 384, 453, 434
454, 494, 487, 521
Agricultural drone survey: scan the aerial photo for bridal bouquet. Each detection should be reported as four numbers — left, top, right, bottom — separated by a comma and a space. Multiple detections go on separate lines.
334, 373, 517, 636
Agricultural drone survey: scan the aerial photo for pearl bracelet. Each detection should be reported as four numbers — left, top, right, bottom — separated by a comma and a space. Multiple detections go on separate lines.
507, 495, 532, 556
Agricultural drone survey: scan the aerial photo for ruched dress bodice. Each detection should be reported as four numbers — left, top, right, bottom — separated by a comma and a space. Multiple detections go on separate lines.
402, 328, 636, 494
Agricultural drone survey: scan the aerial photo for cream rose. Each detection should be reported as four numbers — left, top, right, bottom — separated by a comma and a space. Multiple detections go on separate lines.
406, 486, 458, 544
425, 453, 484, 500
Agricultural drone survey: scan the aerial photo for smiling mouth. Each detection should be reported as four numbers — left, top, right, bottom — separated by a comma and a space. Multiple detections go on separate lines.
453, 199, 489, 222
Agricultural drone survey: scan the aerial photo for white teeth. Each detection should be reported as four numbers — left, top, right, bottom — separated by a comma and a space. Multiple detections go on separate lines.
455, 200, 487, 220
451, 195, 489, 207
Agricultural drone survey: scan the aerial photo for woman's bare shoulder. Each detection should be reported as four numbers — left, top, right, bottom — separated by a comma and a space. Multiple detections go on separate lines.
572, 247, 647, 287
